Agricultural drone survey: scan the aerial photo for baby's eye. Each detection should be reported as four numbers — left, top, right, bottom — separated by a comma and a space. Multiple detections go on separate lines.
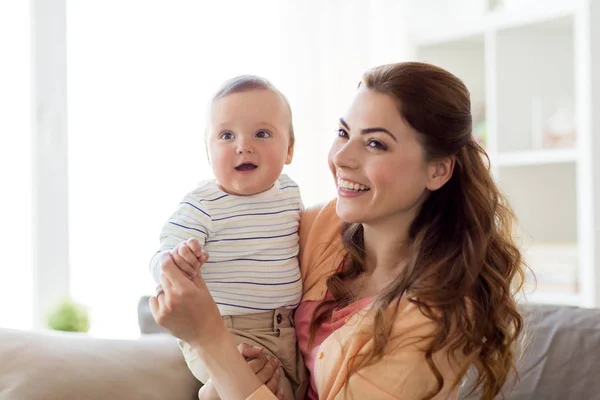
220, 132, 234, 140
367, 139, 387, 150
337, 128, 348, 138
256, 130, 271, 138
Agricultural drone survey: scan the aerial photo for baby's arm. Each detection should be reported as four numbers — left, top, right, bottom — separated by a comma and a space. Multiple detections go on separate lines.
150, 193, 211, 284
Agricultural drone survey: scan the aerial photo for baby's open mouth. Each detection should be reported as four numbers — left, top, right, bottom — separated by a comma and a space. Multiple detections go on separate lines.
235, 163, 257, 171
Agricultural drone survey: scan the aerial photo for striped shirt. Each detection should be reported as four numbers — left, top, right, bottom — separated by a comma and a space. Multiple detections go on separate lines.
150, 174, 303, 315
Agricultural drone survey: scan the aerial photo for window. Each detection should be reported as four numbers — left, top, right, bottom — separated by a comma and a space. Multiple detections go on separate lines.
0, 1, 33, 330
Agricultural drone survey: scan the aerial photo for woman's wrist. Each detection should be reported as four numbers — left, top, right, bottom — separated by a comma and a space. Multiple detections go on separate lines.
190, 328, 265, 400
189, 323, 230, 360
188, 329, 235, 360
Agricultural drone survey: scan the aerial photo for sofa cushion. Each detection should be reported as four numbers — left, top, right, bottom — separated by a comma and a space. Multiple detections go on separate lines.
136, 296, 600, 399
0, 328, 200, 400
461, 303, 600, 399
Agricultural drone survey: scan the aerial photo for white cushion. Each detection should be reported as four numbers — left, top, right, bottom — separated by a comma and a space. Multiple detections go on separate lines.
0, 328, 200, 400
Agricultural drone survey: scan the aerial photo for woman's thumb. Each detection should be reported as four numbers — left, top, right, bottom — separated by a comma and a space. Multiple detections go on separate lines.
238, 342, 264, 358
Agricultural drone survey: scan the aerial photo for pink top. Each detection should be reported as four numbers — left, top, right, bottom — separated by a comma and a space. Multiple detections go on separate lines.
295, 293, 376, 399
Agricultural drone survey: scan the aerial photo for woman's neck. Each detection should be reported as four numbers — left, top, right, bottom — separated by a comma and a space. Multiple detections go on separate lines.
355, 222, 410, 297
362, 220, 410, 273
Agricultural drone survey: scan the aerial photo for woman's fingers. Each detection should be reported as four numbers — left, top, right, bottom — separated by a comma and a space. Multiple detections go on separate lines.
263, 361, 281, 395
238, 342, 270, 376
159, 270, 174, 292
149, 294, 159, 318
150, 252, 226, 346
189, 266, 210, 291
256, 357, 281, 387
161, 259, 194, 291
149, 289, 166, 324
247, 354, 269, 374
238, 342, 264, 359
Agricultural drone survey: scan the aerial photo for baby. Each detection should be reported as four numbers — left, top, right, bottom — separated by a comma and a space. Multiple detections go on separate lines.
150, 75, 305, 400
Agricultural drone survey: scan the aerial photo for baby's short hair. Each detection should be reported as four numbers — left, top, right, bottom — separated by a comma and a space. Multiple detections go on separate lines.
209, 75, 295, 145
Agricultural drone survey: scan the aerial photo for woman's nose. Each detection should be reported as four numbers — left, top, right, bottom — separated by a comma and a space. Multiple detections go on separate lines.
333, 140, 359, 170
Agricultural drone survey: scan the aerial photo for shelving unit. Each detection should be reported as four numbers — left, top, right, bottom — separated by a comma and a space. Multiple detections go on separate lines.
409, 0, 600, 308
493, 148, 577, 167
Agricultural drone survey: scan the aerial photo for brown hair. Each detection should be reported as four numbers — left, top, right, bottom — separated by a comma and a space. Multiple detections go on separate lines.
311, 62, 525, 400
208, 74, 295, 145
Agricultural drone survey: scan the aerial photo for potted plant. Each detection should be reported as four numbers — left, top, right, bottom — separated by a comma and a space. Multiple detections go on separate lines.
46, 298, 90, 333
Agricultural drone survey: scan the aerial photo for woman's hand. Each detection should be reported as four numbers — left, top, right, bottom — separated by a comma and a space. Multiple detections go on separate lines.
149, 259, 225, 347
239, 344, 284, 399
198, 344, 284, 400
150, 258, 271, 400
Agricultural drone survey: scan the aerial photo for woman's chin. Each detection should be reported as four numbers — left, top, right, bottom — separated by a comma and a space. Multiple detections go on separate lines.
335, 202, 364, 224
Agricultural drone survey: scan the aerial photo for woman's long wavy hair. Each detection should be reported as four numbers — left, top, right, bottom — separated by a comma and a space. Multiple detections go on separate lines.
310, 62, 526, 400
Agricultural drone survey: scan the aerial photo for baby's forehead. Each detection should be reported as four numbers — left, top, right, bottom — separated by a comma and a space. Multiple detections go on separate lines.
213, 88, 287, 108
210, 90, 290, 121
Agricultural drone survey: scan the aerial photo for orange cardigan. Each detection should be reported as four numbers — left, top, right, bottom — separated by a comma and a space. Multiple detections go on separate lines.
247, 201, 462, 400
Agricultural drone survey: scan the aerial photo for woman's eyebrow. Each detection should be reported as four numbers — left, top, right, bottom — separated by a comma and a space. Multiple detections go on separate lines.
339, 117, 397, 142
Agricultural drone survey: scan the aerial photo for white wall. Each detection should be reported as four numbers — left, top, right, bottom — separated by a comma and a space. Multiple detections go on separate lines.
64, 0, 413, 338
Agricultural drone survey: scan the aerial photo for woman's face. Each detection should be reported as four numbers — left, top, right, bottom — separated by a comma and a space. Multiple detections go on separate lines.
328, 87, 439, 228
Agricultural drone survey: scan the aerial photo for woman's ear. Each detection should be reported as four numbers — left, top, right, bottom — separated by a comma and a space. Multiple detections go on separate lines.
426, 156, 455, 191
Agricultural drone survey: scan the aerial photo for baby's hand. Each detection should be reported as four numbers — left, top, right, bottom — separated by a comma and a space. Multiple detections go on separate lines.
164, 238, 208, 279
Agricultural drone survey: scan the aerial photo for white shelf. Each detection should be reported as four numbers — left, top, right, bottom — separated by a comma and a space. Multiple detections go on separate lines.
414, 2, 576, 47
410, 0, 600, 308
521, 291, 581, 307
494, 148, 578, 167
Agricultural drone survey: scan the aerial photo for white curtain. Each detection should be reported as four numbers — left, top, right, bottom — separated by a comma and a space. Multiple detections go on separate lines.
0, 1, 33, 330
66, 0, 412, 338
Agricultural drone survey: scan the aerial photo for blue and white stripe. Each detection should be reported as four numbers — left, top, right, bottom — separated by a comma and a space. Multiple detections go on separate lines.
150, 174, 303, 315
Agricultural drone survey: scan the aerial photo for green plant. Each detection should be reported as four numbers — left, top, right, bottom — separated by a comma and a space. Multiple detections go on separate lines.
46, 298, 90, 333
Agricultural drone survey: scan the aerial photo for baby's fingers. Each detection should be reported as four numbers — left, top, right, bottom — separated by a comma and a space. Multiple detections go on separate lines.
186, 238, 204, 259
170, 250, 196, 278
178, 244, 202, 270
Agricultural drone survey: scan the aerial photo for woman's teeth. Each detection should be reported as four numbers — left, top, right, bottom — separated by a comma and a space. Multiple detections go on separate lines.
338, 178, 369, 191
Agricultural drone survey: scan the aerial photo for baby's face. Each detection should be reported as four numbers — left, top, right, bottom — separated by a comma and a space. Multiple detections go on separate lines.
206, 89, 293, 196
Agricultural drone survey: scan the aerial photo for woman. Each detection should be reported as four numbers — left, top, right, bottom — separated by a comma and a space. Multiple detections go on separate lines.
151, 62, 525, 400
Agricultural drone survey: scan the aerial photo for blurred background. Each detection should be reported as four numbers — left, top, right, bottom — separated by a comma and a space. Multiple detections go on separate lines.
1, 0, 599, 339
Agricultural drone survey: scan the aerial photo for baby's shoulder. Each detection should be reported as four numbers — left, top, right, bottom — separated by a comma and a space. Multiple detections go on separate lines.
185, 180, 224, 201
277, 174, 299, 189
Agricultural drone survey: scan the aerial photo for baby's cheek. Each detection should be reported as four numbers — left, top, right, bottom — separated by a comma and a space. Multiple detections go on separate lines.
263, 149, 287, 169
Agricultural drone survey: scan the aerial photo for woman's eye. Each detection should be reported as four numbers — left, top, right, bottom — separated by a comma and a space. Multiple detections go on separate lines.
367, 139, 387, 150
220, 132, 234, 140
256, 130, 271, 138
337, 128, 348, 138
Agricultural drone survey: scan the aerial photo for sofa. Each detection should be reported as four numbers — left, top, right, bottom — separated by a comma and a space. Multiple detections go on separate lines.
1, 300, 599, 400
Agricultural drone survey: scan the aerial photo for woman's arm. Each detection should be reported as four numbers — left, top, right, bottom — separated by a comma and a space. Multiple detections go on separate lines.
199, 344, 283, 400
150, 262, 280, 400
192, 333, 271, 400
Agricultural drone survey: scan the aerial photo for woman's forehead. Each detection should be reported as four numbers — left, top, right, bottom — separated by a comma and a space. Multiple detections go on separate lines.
343, 88, 408, 132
